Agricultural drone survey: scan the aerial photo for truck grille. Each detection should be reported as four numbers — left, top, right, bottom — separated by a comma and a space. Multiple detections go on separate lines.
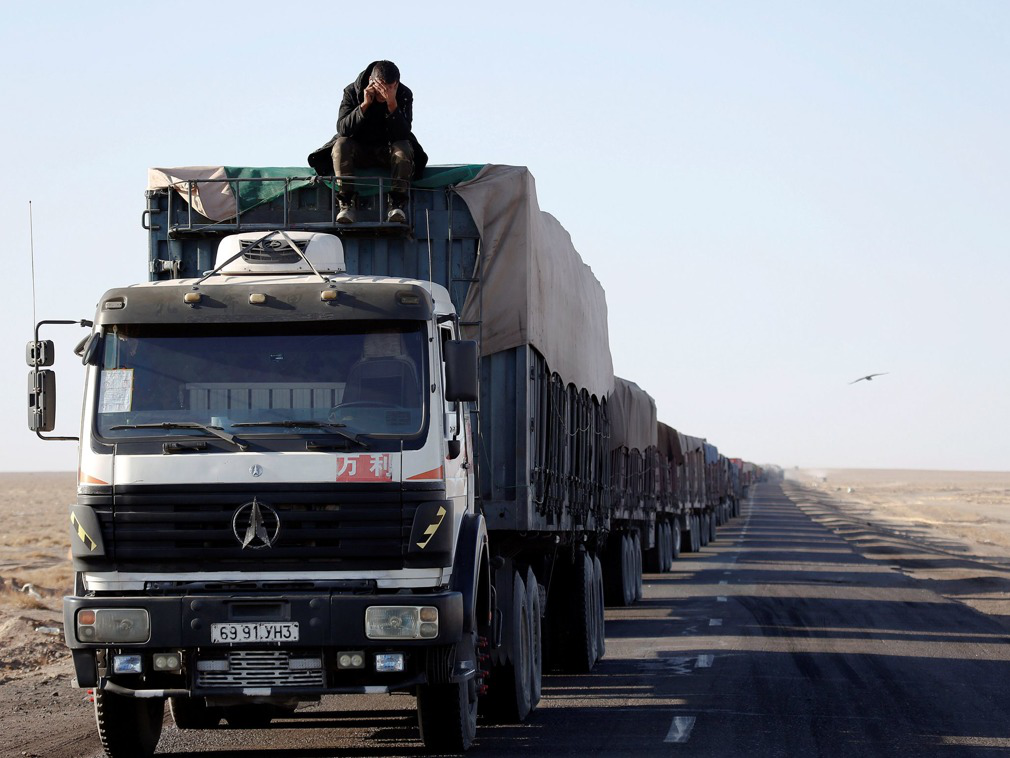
196, 649, 325, 689
80, 485, 443, 573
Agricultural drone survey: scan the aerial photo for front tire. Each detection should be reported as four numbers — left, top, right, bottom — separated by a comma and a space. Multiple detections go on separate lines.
417, 632, 479, 753
95, 690, 164, 758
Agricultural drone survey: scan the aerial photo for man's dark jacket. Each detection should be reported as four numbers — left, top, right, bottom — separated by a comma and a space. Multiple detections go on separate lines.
307, 61, 428, 178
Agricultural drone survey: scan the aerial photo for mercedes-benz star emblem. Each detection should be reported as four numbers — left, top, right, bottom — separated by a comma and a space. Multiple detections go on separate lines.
231, 498, 280, 549
250, 464, 263, 477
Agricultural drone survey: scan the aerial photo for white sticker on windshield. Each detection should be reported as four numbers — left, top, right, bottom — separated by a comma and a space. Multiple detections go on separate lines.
99, 369, 134, 413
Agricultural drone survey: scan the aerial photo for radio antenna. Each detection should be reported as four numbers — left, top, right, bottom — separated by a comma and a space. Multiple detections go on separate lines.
28, 201, 37, 329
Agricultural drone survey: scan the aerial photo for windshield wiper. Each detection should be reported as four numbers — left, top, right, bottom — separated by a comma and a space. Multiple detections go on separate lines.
109, 422, 248, 451
232, 420, 369, 449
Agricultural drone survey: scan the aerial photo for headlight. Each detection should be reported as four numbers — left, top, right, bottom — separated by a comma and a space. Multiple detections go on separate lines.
76, 608, 150, 643
364, 606, 438, 640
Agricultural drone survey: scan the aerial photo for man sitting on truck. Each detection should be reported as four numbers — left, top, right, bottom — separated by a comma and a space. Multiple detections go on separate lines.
307, 60, 428, 225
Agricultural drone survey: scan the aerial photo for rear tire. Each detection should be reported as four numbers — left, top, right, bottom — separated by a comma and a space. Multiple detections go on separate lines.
699, 513, 710, 547
482, 572, 532, 722
645, 525, 662, 574
660, 522, 672, 572
603, 532, 631, 607
622, 533, 636, 605
710, 510, 718, 542
417, 631, 479, 752
631, 531, 643, 601
563, 551, 597, 673
671, 519, 681, 561
525, 566, 542, 709
592, 553, 606, 661
95, 690, 164, 758
691, 515, 701, 553
170, 696, 221, 729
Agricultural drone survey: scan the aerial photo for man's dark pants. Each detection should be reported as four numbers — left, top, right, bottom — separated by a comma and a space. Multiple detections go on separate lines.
331, 137, 414, 202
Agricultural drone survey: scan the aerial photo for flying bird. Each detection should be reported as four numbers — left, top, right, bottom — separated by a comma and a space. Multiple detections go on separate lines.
849, 373, 888, 385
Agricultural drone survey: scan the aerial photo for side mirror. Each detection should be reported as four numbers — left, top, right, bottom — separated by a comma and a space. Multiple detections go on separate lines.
75, 332, 104, 366
444, 340, 478, 403
28, 369, 56, 432
26, 340, 55, 367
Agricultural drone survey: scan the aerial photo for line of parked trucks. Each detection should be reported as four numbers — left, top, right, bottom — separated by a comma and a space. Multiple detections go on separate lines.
27, 163, 768, 755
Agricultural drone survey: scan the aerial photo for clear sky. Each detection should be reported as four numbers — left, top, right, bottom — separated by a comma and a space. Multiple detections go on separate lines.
1, 1, 1007, 472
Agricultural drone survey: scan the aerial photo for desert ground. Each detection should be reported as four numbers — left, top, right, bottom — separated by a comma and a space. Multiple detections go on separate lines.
784, 468, 1010, 619
2, 469, 1010, 756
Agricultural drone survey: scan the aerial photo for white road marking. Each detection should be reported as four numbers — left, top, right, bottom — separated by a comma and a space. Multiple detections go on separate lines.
709, 618, 722, 626
719, 580, 728, 585
664, 715, 697, 743
717, 596, 727, 602
695, 655, 713, 668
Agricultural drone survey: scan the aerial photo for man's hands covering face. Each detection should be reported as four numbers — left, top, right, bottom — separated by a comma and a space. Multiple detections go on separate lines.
368, 80, 399, 113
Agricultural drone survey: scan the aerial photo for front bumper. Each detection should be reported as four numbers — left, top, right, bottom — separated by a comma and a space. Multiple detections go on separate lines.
64, 590, 464, 695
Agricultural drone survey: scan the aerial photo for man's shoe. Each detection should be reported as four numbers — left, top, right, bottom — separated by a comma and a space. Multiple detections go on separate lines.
387, 193, 408, 224
336, 195, 357, 224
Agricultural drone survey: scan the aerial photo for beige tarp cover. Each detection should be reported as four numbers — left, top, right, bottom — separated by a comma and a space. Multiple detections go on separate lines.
148, 167, 235, 221
608, 377, 658, 453
679, 433, 706, 455
455, 165, 614, 399
657, 423, 683, 464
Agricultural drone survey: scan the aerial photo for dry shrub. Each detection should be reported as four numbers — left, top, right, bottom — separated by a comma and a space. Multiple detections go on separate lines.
3, 589, 49, 611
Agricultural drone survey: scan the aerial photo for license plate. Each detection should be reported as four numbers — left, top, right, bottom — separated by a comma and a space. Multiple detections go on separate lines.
210, 622, 299, 643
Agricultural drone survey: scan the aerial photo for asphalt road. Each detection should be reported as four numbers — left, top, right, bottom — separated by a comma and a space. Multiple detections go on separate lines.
43, 482, 1010, 757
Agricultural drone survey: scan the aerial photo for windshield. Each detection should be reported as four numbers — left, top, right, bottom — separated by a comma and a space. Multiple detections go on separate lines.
95, 321, 428, 442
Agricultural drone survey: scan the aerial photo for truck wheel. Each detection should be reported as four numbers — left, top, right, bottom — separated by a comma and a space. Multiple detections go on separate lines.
525, 567, 542, 709
631, 531, 643, 601
645, 520, 663, 574
671, 520, 681, 561
681, 518, 693, 554
710, 510, 718, 542
622, 533, 636, 606
592, 553, 606, 661
691, 515, 701, 553
417, 630, 479, 752
170, 696, 221, 729
660, 522, 671, 572
604, 532, 634, 607
699, 513, 710, 547
95, 689, 164, 758
662, 525, 670, 574
482, 572, 532, 722
564, 550, 597, 673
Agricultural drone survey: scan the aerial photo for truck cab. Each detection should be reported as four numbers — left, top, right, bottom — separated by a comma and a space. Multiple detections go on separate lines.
42, 230, 489, 755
